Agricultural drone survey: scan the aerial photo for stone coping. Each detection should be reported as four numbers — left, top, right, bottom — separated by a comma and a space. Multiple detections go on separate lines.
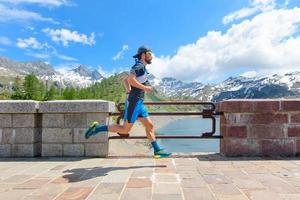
0, 100, 116, 113
218, 99, 300, 113
39, 100, 115, 113
0, 100, 39, 113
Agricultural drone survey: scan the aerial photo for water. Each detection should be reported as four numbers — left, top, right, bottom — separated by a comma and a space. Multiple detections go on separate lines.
155, 117, 220, 153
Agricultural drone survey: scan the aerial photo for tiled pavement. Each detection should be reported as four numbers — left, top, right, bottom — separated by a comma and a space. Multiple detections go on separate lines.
0, 153, 300, 200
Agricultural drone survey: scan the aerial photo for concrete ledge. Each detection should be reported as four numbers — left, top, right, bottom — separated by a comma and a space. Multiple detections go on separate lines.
0, 100, 38, 113
39, 100, 115, 113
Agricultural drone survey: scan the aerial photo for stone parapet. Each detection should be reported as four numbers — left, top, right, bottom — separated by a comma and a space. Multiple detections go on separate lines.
0, 101, 40, 157
0, 100, 114, 157
39, 100, 113, 157
218, 99, 300, 156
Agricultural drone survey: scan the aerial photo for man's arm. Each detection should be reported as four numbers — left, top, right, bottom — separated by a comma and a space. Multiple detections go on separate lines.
122, 76, 131, 93
127, 74, 152, 92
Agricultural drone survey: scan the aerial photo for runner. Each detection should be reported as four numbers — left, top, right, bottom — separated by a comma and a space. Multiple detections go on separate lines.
85, 46, 171, 159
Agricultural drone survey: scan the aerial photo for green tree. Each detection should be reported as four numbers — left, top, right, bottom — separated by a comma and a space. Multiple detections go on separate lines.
63, 87, 77, 99
11, 76, 25, 99
44, 85, 59, 100
23, 74, 46, 100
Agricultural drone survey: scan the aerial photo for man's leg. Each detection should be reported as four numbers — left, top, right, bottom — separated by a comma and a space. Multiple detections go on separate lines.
85, 96, 140, 139
138, 117, 155, 141
108, 121, 134, 134
138, 117, 171, 158
85, 121, 133, 139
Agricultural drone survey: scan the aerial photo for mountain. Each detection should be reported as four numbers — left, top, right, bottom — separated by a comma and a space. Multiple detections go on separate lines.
150, 76, 204, 99
51, 64, 104, 88
0, 56, 103, 88
1, 56, 300, 101
150, 72, 300, 102
0, 56, 56, 77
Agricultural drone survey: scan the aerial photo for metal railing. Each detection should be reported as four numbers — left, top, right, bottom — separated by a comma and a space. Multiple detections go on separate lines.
109, 101, 223, 140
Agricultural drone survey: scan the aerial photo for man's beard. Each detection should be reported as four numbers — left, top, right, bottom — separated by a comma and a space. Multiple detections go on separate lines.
145, 59, 152, 64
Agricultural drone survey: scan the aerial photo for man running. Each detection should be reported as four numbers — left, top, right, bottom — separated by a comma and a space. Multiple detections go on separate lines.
85, 45, 171, 159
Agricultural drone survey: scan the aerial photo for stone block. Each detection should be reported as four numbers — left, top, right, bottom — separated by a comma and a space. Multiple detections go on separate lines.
73, 128, 108, 143
222, 114, 252, 125
64, 113, 86, 128
42, 114, 64, 128
248, 125, 285, 139
220, 138, 260, 156
63, 144, 84, 156
221, 125, 247, 138
291, 113, 300, 123
250, 113, 288, 124
0, 100, 38, 113
0, 114, 12, 127
296, 139, 300, 155
12, 144, 37, 157
85, 143, 108, 157
12, 114, 36, 127
38, 100, 115, 113
0, 128, 13, 144
0, 144, 11, 157
281, 100, 300, 111
14, 128, 40, 144
86, 113, 108, 126
219, 100, 254, 113
261, 139, 295, 156
253, 100, 280, 113
42, 144, 63, 157
42, 128, 72, 143
288, 125, 300, 137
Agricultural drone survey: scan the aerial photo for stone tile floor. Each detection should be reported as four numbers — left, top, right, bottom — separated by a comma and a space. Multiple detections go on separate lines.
0, 153, 300, 200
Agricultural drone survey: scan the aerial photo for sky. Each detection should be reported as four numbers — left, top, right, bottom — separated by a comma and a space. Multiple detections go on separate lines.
0, 0, 299, 83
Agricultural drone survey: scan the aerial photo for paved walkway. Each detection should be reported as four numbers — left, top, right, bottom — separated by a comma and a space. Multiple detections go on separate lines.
0, 153, 300, 200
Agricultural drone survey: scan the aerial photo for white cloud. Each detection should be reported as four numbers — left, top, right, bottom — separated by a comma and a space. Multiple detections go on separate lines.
97, 65, 114, 77
222, 0, 275, 24
26, 52, 50, 59
0, 36, 12, 45
0, 0, 72, 7
241, 71, 258, 78
26, 26, 34, 30
149, 6, 300, 83
55, 53, 78, 61
26, 50, 78, 61
0, 3, 57, 23
43, 28, 96, 46
17, 37, 78, 61
16, 37, 44, 49
112, 45, 129, 61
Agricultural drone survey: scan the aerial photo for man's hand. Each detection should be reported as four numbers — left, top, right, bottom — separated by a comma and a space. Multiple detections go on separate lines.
144, 86, 153, 93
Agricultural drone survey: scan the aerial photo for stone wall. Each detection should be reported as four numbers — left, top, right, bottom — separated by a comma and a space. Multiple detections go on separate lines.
0, 100, 114, 157
0, 101, 40, 157
219, 99, 300, 156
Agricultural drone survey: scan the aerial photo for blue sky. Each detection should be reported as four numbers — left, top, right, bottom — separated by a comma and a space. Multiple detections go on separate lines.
0, 0, 300, 83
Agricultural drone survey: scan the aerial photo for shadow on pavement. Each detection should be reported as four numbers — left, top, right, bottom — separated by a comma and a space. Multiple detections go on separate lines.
63, 165, 167, 182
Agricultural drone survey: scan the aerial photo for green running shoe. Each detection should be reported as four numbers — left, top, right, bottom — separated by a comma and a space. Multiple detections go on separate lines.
154, 149, 172, 159
85, 121, 99, 139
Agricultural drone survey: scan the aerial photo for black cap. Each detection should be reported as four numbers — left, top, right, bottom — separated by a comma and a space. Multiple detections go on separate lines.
133, 45, 152, 58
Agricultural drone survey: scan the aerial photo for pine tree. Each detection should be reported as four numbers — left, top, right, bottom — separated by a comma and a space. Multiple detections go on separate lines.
44, 85, 59, 100
23, 74, 46, 100
63, 87, 77, 99
11, 76, 25, 99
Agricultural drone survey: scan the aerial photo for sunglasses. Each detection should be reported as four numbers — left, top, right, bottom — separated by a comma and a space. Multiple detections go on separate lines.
145, 51, 152, 56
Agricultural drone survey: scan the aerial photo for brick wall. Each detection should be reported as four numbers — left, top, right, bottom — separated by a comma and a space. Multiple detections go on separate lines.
0, 100, 114, 158
218, 99, 300, 156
